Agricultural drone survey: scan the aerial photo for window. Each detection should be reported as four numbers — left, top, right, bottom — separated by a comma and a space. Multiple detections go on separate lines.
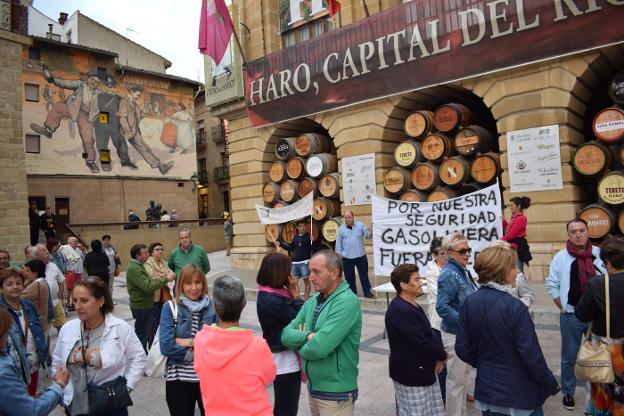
24, 84, 39, 102
28, 48, 41, 60
66, 30, 72, 43
25, 135, 41, 153
97, 67, 107, 80
283, 19, 334, 47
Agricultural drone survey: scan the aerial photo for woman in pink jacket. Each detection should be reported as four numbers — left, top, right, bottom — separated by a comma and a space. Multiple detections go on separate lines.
194, 275, 276, 415
502, 196, 532, 273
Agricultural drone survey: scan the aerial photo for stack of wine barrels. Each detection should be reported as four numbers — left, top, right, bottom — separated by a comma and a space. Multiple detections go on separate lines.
384, 102, 500, 202
575, 70, 624, 239
263, 133, 342, 247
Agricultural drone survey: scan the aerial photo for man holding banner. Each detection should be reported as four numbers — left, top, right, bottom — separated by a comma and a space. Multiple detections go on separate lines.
335, 211, 375, 299
274, 219, 318, 300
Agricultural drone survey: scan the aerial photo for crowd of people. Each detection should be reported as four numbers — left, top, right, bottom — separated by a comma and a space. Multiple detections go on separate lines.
1, 201, 623, 416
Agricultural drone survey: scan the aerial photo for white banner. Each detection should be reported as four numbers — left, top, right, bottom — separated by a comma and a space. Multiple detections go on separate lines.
256, 193, 313, 225
372, 183, 503, 276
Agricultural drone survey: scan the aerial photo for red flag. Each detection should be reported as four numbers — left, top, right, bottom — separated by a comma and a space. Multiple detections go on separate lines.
198, 0, 233, 64
327, 0, 341, 16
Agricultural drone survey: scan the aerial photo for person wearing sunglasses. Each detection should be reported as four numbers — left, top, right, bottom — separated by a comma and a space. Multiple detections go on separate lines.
435, 233, 478, 416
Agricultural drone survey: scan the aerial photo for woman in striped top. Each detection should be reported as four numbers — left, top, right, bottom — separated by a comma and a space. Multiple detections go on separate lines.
159, 264, 216, 416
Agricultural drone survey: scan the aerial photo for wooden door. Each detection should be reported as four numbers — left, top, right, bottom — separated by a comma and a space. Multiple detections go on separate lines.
55, 197, 70, 235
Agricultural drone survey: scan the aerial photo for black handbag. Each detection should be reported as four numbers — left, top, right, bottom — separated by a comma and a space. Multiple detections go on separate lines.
81, 327, 133, 415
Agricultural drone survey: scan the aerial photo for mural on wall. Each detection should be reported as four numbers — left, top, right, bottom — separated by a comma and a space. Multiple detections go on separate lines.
23, 58, 196, 179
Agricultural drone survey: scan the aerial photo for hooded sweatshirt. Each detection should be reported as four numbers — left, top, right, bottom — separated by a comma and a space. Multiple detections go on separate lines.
194, 325, 276, 415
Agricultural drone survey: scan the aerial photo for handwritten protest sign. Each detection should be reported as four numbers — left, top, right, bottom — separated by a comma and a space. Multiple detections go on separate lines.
372, 183, 502, 276
255, 193, 313, 225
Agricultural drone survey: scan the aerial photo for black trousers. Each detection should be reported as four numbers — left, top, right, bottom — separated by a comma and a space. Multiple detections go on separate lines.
131, 307, 154, 353
94, 122, 131, 163
166, 380, 205, 416
273, 371, 301, 416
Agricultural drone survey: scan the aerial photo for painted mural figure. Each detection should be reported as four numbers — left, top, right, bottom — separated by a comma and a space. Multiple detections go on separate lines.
43, 84, 53, 111
94, 75, 137, 171
170, 103, 194, 153
30, 64, 105, 173
118, 85, 174, 175
160, 101, 178, 152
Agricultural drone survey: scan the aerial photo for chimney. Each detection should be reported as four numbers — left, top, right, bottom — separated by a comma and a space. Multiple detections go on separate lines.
47, 24, 53, 33
58, 12, 68, 25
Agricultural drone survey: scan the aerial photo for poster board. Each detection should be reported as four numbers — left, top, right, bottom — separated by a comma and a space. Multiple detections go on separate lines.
342, 153, 376, 206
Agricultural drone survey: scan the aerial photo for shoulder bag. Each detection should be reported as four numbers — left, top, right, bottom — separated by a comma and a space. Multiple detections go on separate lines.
575, 273, 614, 384
144, 300, 177, 378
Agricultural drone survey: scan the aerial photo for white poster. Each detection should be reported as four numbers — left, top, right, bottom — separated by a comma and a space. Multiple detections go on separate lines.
372, 183, 503, 276
255, 193, 313, 225
507, 125, 563, 192
342, 153, 376, 206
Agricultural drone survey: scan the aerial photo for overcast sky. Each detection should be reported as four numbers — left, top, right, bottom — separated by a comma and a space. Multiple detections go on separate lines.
33, 0, 206, 82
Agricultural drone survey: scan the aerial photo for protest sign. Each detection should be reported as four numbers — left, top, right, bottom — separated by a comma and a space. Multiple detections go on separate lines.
372, 183, 503, 276
255, 193, 313, 225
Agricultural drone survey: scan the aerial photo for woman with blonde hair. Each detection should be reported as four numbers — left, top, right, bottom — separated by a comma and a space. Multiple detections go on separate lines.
159, 264, 216, 416
456, 245, 559, 415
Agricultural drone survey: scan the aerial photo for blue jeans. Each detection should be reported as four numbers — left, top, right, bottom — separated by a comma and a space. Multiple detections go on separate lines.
482, 409, 543, 416
343, 255, 372, 295
131, 307, 154, 353
431, 328, 447, 403
291, 262, 310, 278
560, 312, 587, 396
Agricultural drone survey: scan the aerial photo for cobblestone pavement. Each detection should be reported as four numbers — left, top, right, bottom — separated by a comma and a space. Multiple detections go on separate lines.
49, 251, 588, 415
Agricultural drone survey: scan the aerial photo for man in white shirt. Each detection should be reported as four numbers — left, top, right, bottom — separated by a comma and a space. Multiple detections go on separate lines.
36, 244, 66, 332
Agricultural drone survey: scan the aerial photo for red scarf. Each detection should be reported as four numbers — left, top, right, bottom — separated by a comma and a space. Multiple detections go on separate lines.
566, 240, 596, 290
257, 285, 292, 299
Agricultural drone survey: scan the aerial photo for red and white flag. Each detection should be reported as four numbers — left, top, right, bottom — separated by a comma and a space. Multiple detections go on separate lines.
198, 0, 233, 64
327, 0, 341, 16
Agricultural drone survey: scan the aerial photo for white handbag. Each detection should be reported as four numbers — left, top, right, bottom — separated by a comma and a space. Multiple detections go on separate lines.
144, 300, 177, 378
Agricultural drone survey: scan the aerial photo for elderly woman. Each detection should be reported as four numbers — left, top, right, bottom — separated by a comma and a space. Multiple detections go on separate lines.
0, 268, 48, 397
386, 264, 446, 415
145, 241, 176, 341
435, 233, 478, 416
0, 308, 69, 415
456, 244, 559, 416
22, 259, 50, 334
52, 277, 146, 416
576, 236, 624, 415
256, 252, 304, 416
195, 275, 276, 415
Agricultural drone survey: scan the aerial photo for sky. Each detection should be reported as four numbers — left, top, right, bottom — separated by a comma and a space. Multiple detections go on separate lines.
33, 0, 206, 82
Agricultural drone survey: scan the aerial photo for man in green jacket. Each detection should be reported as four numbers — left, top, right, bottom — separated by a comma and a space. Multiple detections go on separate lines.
282, 250, 362, 415
168, 228, 210, 279
126, 243, 174, 352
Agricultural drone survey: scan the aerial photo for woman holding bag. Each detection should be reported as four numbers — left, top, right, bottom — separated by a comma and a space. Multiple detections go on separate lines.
576, 236, 624, 415
52, 277, 146, 416
159, 264, 216, 416
144, 242, 175, 342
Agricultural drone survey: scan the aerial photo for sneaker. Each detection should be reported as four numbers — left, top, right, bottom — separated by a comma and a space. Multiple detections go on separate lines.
158, 161, 174, 175
562, 393, 575, 410
85, 160, 100, 173
364, 292, 377, 299
121, 160, 138, 170
30, 123, 53, 138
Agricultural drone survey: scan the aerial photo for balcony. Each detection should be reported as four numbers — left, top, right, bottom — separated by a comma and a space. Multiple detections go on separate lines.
213, 166, 229, 184
198, 170, 209, 185
196, 130, 206, 150
211, 126, 225, 143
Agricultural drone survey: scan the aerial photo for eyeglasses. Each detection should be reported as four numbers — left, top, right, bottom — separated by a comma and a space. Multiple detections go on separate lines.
451, 248, 472, 255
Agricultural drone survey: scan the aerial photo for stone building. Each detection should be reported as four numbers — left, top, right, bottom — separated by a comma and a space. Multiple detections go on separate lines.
213, 0, 624, 285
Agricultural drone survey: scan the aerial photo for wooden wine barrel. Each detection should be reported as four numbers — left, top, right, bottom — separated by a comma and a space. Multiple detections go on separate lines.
400, 189, 427, 202
572, 141, 613, 176
298, 177, 319, 198
281, 222, 298, 243
439, 157, 471, 187
578, 204, 616, 239
598, 171, 624, 205
427, 187, 458, 202
319, 173, 341, 198
458, 182, 483, 196
609, 71, 624, 105
286, 157, 307, 180
307, 221, 321, 242
269, 161, 288, 183
394, 140, 423, 168
265, 224, 282, 243
433, 103, 472, 132
273, 201, 290, 208
454, 126, 494, 158
421, 133, 455, 162
313, 197, 341, 221
384, 167, 411, 194
280, 180, 299, 202
593, 107, 624, 144
404, 110, 435, 139
306, 153, 338, 178
471, 152, 501, 184
262, 182, 280, 204
619, 210, 624, 234
411, 162, 440, 192
322, 217, 342, 242
275, 137, 297, 160
296, 133, 331, 157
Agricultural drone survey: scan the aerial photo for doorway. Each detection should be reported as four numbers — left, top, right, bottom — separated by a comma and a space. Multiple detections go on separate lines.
55, 198, 70, 237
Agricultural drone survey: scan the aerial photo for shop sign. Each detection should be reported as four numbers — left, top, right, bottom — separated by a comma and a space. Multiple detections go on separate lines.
507, 124, 563, 193
342, 153, 376, 206
246, 0, 624, 127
